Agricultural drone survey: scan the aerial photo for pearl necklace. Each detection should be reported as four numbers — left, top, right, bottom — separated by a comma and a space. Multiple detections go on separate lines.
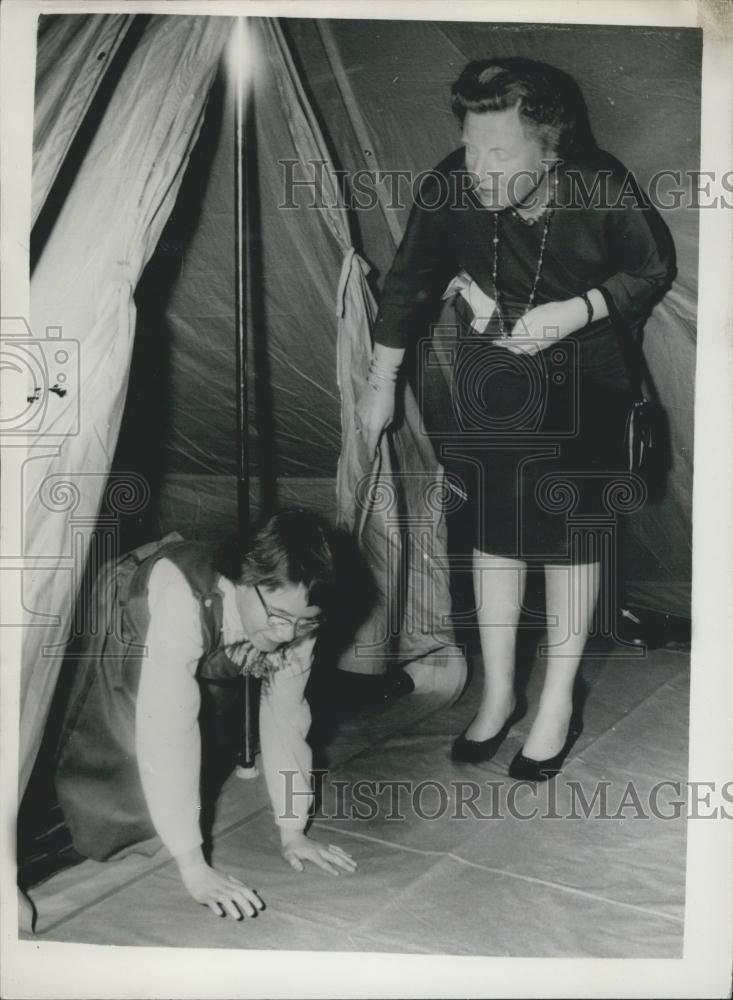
491, 172, 558, 338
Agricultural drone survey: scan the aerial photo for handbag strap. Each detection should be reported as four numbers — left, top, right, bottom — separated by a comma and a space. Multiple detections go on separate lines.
610, 321, 653, 403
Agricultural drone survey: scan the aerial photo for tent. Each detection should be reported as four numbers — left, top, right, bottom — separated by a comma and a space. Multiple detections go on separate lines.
17, 11, 698, 875
125, 13, 699, 596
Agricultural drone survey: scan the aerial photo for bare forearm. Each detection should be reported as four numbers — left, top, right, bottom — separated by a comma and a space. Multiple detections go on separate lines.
175, 844, 207, 876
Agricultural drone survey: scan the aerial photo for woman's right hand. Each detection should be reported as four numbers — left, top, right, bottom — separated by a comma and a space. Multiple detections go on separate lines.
177, 851, 264, 919
355, 383, 396, 461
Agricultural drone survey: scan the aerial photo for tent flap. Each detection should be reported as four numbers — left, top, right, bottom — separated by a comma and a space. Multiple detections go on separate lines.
22, 14, 232, 796
32, 13, 134, 226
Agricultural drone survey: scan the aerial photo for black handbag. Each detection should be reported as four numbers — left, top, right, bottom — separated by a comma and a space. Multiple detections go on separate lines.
624, 394, 656, 474
613, 326, 663, 476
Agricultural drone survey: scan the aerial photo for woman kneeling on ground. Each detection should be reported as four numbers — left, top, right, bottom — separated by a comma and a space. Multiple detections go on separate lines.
55, 509, 356, 919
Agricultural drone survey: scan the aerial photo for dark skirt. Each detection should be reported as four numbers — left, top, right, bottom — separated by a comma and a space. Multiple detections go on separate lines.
419, 320, 633, 563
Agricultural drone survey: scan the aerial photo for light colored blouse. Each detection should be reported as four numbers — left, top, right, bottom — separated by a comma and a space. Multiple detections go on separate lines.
135, 558, 313, 858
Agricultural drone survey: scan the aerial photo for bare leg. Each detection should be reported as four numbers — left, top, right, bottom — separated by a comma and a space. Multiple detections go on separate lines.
465, 548, 527, 741
521, 560, 600, 760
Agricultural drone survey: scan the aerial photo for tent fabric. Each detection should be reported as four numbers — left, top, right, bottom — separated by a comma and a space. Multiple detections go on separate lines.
19, 14, 698, 800
143, 22, 343, 487
264, 18, 465, 687
20, 10, 699, 796
15, 14, 698, 951
334, 249, 401, 675
334, 248, 465, 696
22, 14, 232, 796
278, 19, 699, 618
263, 18, 398, 676
264, 19, 351, 255
32, 13, 133, 227
136, 18, 697, 617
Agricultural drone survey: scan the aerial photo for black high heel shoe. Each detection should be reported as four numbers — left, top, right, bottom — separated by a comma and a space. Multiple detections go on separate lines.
508, 718, 583, 782
452, 698, 526, 764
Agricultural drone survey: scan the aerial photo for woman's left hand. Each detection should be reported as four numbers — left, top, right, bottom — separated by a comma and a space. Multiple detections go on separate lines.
280, 831, 358, 876
497, 298, 587, 355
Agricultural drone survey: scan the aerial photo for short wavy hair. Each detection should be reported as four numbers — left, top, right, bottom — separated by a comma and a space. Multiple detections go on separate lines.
215, 508, 336, 609
451, 57, 595, 158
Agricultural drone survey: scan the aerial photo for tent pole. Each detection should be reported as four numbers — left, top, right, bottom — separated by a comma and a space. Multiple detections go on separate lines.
234, 15, 249, 530
233, 16, 258, 778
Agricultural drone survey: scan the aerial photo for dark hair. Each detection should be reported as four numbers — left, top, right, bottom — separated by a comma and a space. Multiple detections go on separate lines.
451, 57, 595, 158
215, 509, 335, 609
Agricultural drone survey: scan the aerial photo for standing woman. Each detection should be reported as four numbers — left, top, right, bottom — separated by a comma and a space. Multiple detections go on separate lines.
356, 58, 674, 780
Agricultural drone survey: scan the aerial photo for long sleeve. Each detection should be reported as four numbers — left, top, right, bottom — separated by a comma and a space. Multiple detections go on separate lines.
135, 559, 204, 859
373, 163, 460, 349
597, 173, 676, 325
259, 636, 315, 831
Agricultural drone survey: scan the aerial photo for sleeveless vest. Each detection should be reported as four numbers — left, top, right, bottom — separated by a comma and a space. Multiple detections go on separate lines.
122, 535, 245, 683
55, 534, 245, 861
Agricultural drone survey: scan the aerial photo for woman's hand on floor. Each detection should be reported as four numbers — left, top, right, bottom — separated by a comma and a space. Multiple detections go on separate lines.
177, 850, 264, 919
280, 830, 357, 876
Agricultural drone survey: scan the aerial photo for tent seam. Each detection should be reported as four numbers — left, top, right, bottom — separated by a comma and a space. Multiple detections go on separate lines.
312, 825, 684, 929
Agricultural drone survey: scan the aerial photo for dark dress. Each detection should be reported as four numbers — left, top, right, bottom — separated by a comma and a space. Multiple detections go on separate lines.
373, 149, 675, 561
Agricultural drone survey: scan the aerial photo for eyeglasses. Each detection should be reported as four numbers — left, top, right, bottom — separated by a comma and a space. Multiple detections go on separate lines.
253, 584, 324, 637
